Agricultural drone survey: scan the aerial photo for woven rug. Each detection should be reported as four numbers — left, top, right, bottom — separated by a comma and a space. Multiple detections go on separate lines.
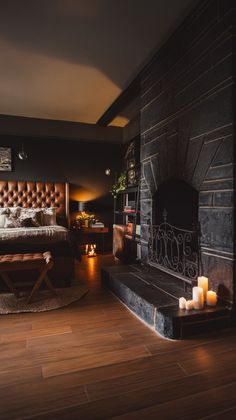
0, 285, 88, 314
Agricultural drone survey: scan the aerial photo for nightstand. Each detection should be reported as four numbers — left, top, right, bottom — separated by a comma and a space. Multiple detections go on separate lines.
71, 227, 109, 254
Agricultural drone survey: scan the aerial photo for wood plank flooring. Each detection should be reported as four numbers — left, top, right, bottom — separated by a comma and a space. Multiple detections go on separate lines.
0, 254, 236, 419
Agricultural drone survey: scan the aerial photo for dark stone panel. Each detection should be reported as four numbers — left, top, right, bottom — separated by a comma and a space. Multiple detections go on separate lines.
205, 124, 233, 142
142, 82, 233, 136
176, 57, 233, 113
142, 36, 233, 110
201, 251, 234, 302
199, 192, 214, 206
140, 224, 150, 243
219, 0, 236, 17
212, 136, 234, 166
141, 133, 165, 161
205, 164, 234, 180
201, 178, 234, 191
142, 0, 218, 91
192, 138, 222, 190
166, 133, 178, 179
102, 272, 156, 326
141, 124, 167, 145
213, 191, 234, 207
183, 136, 204, 184
140, 189, 152, 200
150, 155, 160, 192
142, 5, 233, 105
143, 161, 156, 196
140, 178, 148, 191
140, 200, 152, 222
199, 208, 234, 252
140, 242, 149, 262
174, 38, 233, 100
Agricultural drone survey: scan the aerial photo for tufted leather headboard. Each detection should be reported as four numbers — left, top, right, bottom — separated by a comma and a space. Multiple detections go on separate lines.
0, 181, 69, 226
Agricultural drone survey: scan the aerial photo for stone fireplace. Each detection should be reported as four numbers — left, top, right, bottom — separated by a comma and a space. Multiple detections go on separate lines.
140, 0, 235, 304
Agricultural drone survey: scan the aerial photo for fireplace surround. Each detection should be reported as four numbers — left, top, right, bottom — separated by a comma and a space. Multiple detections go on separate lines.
139, 0, 235, 304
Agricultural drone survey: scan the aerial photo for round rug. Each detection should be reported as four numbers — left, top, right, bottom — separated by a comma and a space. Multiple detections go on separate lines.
0, 285, 88, 314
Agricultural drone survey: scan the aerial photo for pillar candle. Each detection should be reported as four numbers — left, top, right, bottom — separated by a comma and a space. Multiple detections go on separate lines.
179, 297, 186, 309
192, 286, 204, 309
198, 276, 208, 300
207, 291, 217, 306
185, 300, 194, 310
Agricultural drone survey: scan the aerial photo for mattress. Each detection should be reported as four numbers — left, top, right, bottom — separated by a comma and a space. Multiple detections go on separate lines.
0, 225, 69, 244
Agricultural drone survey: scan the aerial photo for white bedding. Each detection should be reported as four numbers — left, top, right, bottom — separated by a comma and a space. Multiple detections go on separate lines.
0, 225, 69, 243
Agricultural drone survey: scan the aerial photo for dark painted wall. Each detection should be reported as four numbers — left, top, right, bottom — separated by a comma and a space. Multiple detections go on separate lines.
139, 0, 235, 302
0, 136, 122, 228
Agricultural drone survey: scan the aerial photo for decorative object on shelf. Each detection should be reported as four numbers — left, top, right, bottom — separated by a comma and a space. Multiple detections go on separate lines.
75, 211, 95, 228
18, 144, 28, 161
0, 147, 12, 171
127, 167, 139, 186
111, 172, 127, 198
198, 276, 208, 301
207, 291, 217, 306
85, 244, 97, 257
192, 286, 204, 309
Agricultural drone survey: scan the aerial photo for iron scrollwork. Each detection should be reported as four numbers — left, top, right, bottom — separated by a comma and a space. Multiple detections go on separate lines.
148, 211, 200, 281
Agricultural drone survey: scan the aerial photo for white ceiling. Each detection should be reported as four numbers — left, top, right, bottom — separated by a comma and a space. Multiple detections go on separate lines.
0, 0, 197, 125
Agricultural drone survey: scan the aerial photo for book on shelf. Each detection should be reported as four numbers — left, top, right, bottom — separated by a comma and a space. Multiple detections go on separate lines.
91, 222, 104, 228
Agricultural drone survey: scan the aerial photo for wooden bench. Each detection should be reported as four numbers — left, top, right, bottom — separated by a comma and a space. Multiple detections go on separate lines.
0, 252, 56, 303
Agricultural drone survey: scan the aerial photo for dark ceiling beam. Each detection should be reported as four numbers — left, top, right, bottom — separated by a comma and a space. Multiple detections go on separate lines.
96, 77, 140, 127
0, 114, 123, 143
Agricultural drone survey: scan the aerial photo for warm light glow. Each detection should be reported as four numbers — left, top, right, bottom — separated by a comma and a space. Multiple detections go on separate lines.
207, 291, 217, 306
198, 276, 208, 301
108, 116, 130, 127
85, 244, 97, 257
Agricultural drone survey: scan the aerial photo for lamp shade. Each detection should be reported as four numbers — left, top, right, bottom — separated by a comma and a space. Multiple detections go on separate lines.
77, 201, 86, 212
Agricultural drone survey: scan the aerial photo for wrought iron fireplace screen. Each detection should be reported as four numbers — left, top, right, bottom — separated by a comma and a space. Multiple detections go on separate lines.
148, 210, 200, 281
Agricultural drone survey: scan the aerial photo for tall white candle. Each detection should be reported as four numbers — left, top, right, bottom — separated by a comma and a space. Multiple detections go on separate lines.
192, 286, 204, 309
198, 276, 208, 301
207, 291, 217, 306
179, 297, 186, 309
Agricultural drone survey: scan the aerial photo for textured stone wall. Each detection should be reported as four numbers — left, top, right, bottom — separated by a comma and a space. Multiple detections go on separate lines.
140, 0, 235, 303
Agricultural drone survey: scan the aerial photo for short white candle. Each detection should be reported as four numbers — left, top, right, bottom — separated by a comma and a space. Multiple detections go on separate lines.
185, 300, 194, 310
207, 291, 217, 306
179, 297, 186, 309
198, 276, 208, 301
192, 286, 204, 309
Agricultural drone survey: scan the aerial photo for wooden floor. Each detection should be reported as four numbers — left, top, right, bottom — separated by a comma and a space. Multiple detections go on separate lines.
0, 255, 236, 420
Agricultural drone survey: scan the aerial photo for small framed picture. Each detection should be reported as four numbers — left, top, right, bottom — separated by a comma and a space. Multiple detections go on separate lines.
0, 147, 12, 171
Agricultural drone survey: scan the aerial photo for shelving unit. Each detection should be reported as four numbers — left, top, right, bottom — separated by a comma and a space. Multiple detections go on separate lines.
114, 183, 140, 241
112, 136, 141, 262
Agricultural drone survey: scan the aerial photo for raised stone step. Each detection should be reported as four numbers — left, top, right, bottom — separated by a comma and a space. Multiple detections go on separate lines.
101, 264, 232, 339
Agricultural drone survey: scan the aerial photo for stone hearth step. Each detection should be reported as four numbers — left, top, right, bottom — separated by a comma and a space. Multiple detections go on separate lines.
101, 264, 232, 339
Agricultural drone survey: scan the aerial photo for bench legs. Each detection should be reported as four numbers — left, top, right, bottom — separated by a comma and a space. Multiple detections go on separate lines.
0, 267, 57, 303
28, 267, 57, 303
0, 273, 19, 298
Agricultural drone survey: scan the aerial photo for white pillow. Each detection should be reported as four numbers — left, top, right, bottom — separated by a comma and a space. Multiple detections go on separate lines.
0, 214, 6, 228
41, 207, 57, 226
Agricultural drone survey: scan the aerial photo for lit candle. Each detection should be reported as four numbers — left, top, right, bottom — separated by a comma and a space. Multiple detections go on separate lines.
192, 286, 204, 309
179, 297, 186, 309
207, 291, 217, 306
185, 300, 194, 310
198, 276, 208, 301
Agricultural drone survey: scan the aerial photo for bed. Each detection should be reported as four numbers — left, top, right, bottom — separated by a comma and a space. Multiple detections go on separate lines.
0, 180, 79, 288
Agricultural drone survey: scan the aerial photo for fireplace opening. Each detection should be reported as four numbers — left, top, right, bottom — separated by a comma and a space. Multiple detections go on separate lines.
149, 179, 200, 281
155, 179, 199, 230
